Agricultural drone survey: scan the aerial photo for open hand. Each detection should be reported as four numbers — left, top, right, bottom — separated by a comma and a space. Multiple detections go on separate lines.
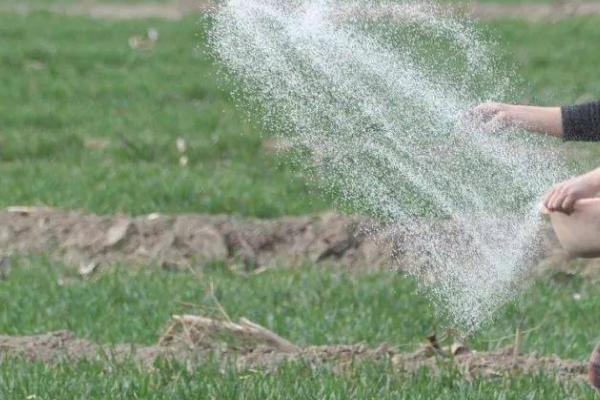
464, 102, 517, 133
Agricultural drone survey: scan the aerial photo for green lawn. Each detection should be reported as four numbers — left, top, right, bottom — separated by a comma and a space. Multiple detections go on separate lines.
4, 257, 600, 359
4, 0, 172, 4
1, 0, 570, 4
2, 257, 600, 359
2, 14, 600, 217
1, 257, 600, 398
2, 359, 596, 400
0, 14, 326, 218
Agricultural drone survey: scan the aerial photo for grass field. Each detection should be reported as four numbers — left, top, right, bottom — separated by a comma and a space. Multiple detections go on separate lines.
5, 358, 598, 400
0, 14, 326, 218
2, 359, 595, 399
2, 13, 600, 217
1, 257, 600, 398
3, 2, 600, 399
2, 257, 600, 358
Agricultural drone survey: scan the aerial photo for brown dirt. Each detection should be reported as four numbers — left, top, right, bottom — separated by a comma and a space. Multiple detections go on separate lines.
0, 206, 596, 278
0, 316, 589, 383
0, 330, 180, 368
2, 1, 600, 21
0, 207, 395, 272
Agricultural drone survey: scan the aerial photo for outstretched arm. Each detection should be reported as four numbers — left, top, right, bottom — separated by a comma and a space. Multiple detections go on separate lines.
469, 102, 562, 137
469, 101, 600, 141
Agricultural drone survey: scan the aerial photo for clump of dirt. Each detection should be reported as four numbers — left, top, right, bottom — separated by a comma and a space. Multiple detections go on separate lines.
0, 315, 589, 384
0, 330, 178, 368
158, 314, 589, 380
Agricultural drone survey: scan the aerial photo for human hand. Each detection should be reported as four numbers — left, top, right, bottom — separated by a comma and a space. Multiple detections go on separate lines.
464, 102, 517, 133
543, 171, 600, 213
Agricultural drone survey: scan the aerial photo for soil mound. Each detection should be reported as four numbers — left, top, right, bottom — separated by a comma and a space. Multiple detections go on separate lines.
0, 315, 588, 383
0, 207, 595, 278
0, 207, 394, 272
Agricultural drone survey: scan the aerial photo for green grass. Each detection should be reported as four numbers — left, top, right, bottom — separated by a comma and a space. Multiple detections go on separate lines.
5, 0, 172, 4
4, 0, 569, 5
474, 0, 563, 3
2, 14, 600, 217
2, 257, 600, 359
490, 19, 600, 106
1, 257, 600, 398
1, 359, 596, 400
0, 14, 326, 217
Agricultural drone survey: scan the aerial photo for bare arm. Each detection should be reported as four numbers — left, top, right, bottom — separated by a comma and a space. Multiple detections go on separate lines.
468, 102, 562, 137
504, 105, 563, 137
470, 101, 600, 141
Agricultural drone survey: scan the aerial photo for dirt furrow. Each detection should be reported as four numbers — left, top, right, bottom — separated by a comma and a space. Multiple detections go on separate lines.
0, 206, 594, 278
0, 207, 394, 272
0, 323, 589, 383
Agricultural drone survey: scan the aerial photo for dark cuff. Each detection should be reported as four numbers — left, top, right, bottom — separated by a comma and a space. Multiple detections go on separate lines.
561, 101, 600, 141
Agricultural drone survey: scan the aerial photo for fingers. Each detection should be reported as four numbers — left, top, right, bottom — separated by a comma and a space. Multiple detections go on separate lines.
463, 102, 514, 134
550, 187, 565, 211
483, 112, 509, 133
543, 184, 575, 214
543, 187, 558, 211
561, 195, 576, 213
543, 174, 599, 214
544, 185, 565, 213
466, 102, 500, 124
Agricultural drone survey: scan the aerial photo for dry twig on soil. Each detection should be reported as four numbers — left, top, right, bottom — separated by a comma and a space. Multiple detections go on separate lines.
159, 314, 299, 353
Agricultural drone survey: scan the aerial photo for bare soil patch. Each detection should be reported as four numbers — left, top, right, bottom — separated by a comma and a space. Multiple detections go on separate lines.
0, 314, 589, 383
0, 207, 394, 272
2, 1, 600, 21
0, 206, 594, 278
0, 207, 581, 274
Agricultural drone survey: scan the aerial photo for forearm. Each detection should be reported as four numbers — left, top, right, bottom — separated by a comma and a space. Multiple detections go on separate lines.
507, 105, 563, 137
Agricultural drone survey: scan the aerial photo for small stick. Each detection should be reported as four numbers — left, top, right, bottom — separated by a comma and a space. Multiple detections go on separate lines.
239, 318, 298, 353
513, 325, 522, 358
209, 281, 232, 323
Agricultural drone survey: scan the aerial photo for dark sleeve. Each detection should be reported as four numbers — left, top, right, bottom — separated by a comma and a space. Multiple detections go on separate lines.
561, 101, 600, 141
